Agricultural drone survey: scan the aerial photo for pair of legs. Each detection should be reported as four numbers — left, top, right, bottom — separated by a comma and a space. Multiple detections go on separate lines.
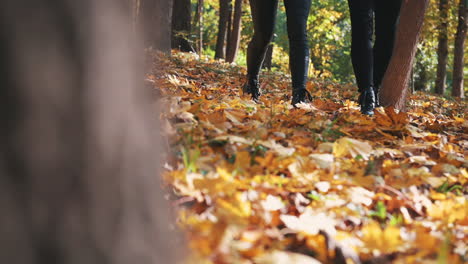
348, 0, 402, 113
245, 0, 311, 104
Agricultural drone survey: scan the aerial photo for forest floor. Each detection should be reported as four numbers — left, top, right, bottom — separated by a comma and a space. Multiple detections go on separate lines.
150, 51, 467, 264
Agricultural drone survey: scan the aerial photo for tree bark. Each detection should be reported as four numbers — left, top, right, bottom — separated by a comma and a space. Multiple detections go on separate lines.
380, 0, 430, 111
435, 0, 449, 95
0, 0, 181, 263
225, 0, 242, 63
263, 44, 274, 71
139, 0, 173, 53
414, 53, 429, 92
193, 0, 204, 55
226, 0, 233, 54
215, 0, 230, 59
172, 0, 192, 52
452, 0, 467, 98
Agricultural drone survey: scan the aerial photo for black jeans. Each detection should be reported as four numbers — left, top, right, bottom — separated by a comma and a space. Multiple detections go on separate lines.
348, 0, 402, 92
247, 0, 311, 91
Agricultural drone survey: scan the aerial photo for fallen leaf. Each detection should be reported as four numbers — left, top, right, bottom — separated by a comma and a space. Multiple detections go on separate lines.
280, 209, 337, 236
333, 137, 373, 160
255, 250, 321, 264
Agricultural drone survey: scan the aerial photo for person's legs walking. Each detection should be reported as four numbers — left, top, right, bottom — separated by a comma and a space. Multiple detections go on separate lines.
348, 0, 375, 114
284, 0, 312, 105
245, 0, 279, 101
374, 0, 402, 105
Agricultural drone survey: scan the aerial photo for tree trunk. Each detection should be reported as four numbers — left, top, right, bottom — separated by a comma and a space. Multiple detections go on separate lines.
0, 0, 181, 263
215, 0, 230, 59
139, 0, 173, 53
452, 0, 467, 98
380, 0, 430, 111
226, 0, 233, 54
194, 0, 204, 55
263, 44, 274, 71
172, 0, 192, 52
414, 54, 429, 92
225, 0, 242, 63
435, 0, 449, 95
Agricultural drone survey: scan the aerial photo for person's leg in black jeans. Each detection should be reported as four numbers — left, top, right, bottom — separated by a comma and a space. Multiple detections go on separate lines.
244, 0, 279, 101
348, 0, 376, 115
373, 0, 402, 105
245, 0, 311, 105
284, 0, 312, 105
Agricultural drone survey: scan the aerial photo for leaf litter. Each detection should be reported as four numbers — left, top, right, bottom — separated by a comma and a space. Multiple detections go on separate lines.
151, 51, 467, 264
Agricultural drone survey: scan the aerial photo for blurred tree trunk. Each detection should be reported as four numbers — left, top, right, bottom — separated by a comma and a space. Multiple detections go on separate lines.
435, 0, 449, 95
215, 0, 230, 59
139, 0, 173, 53
226, 0, 242, 63
452, 0, 467, 98
194, 0, 204, 55
130, 0, 138, 31
226, 0, 233, 54
0, 0, 181, 263
380, 0, 429, 111
172, 0, 192, 52
414, 56, 429, 92
263, 44, 274, 71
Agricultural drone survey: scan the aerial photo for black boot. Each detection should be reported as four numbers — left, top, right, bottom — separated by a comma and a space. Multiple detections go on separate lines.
243, 78, 261, 102
291, 88, 312, 107
359, 87, 375, 115
373, 86, 380, 107
289, 37, 310, 107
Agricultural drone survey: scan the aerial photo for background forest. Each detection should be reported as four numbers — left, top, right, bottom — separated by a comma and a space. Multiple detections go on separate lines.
166, 0, 467, 97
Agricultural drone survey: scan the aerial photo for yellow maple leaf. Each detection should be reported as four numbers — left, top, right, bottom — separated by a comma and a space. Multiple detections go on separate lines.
428, 198, 467, 224
361, 221, 402, 254
333, 137, 373, 160
216, 192, 252, 221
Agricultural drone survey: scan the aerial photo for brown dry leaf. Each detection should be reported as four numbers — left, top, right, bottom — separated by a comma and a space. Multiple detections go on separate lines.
234, 151, 251, 171
313, 98, 342, 111
385, 106, 408, 125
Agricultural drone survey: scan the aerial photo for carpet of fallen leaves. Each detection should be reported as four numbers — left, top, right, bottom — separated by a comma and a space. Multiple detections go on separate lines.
149, 51, 467, 264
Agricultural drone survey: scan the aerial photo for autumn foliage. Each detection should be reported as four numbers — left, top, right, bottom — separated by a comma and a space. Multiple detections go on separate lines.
151, 51, 467, 264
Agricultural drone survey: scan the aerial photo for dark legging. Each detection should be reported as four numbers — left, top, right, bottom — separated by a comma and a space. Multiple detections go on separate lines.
247, 0, 311, 91
348, 0, 402, 92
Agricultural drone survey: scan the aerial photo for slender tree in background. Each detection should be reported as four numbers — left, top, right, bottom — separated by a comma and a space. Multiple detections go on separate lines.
132, 0, 141, 33
0, 0, 180, 263
226, 0, 242, 63
435, 0, 450, 95
380, 0, 430, 111
172, 0, 193, 52
215, 0, 230, 59
139, 0, 173, 53
263, 44, 274, 71
452, 0, 467, 98
414, 51, 430, 92
194, 0, 204, 55
226, 0, 233, 54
